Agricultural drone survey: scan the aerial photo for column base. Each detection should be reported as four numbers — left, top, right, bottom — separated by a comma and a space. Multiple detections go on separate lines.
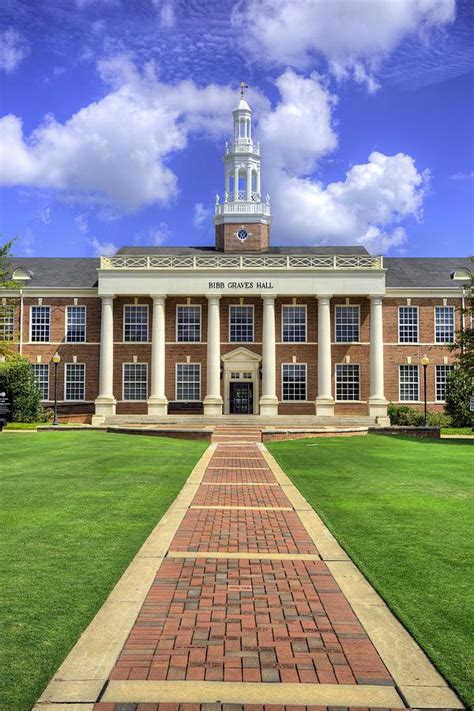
259, 397, 279, 417
203, 396, 223, 416
147, 397, 168, 416
369, 398, 390, 426
315, 397, 335, 417
92, 396, 116, 425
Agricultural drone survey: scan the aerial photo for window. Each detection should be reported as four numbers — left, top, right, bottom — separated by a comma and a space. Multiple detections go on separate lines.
0, 305, 14, 340
31, 364, 49, 400
31, 305, 50, 342
229, 305, 253, 342
282, 305, 306, 342
436, 365, 454, 402
399, 365, 419, 401
335, 305, 359, 343
65, 363, 85, 401
66, 305, 86, 343
176, 363, 200, 401
336, 364, 360, 401
435, 306, 455, 343
282, 363, 307, 401
177, 305, 201, 342
123, 363, 148, 400
398, 306, 418, 343
124, 305, 148, 342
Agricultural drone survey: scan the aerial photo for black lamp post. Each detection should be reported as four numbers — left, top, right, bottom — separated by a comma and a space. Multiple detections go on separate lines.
421, 354, 429, 428
52, 352, 61, 427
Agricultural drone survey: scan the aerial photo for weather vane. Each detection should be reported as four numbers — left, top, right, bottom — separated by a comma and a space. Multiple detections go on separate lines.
240, 81, 249, 98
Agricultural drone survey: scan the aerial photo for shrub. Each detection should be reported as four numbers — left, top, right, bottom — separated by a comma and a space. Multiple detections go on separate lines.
0, 354, 41, 422
427, 411, 452, 428
445, 369, 473, 427
388, 402, 451, 428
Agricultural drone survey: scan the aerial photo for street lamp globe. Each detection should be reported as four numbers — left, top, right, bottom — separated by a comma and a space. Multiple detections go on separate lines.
421, 355, 430, 366
52, 352, 61, 364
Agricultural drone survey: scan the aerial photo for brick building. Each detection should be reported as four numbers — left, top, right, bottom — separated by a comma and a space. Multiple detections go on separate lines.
3, 96, 471, 425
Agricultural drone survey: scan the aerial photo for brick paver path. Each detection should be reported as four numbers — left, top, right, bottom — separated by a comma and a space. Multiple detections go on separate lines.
94, 443, 406, 711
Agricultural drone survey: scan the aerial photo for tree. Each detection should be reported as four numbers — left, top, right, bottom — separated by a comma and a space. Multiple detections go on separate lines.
445, 260, 473, 427
0, 239, 19, 356
0, 353, 41, 422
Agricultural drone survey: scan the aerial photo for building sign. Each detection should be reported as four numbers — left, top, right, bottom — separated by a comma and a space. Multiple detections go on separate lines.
0, 388, 12, 423
208, 280, 274, 290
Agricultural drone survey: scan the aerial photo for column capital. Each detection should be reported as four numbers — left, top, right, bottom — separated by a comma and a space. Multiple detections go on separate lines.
101, 294, 115, 302
262, 295, 276, 303
368, 295, 383, 303
207, 294, 221, 302
150, 294, 167, 301
316, 295, 333, 303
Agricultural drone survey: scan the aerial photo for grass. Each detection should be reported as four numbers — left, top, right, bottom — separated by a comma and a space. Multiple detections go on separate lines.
267, 434, 474, 707
442, 426, 474, 436
3, 422, 40, 429
0, 431, 207, 711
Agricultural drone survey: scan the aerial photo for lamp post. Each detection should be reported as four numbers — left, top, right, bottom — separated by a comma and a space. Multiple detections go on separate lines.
421, 355, 429, 428
52, 352, 61, 427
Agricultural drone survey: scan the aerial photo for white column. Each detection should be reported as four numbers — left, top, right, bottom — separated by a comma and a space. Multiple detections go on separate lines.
246, 166, 252, 201
148, 295, 168, 415
203, 296, 223, 415
368, 296, 388, 422
92, 295, 116, 424
316, 296, 334, 416
234, 167, 239, 201
256, 169, 261, 198
259, 296, 278, 416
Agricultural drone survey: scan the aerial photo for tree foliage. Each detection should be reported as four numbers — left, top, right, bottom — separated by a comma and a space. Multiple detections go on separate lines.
445, 368, 473, 427
0, 354, 42, 422
0, 239, 19, 356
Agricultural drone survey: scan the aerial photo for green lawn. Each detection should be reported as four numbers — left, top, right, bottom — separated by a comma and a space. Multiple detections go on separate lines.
0, 431, 207, 711
267, 434, 474, 707
442, 427, 474, 436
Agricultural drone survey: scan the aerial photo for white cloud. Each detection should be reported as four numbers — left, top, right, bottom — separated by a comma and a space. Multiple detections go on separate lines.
193, 202, 210, 227
160, 1, 175, 29
90, 238, 117, 256
0, 29, 29, 74
40, 207, 52, 224
267, 152, 429, 252
449, 171, 474, 181
0, 57, 267, 212
75, 214, 89, 233
134, 223, 171, 246
232, 0, 455, 91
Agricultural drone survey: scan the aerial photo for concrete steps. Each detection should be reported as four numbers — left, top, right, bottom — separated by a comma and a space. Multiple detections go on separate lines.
105, 414, 376, 428
212, 427, 263, 443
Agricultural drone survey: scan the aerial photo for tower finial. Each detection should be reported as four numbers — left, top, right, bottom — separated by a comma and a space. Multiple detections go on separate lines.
239, 81, 249, 98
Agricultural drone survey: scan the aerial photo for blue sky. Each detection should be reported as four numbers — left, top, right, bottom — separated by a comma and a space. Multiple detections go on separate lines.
0, 0, 473, 258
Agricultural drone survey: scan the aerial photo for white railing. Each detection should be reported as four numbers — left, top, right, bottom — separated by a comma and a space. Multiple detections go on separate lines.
100, 254, 384, 271
224, 142, 260, 155
215, 201, 271, 216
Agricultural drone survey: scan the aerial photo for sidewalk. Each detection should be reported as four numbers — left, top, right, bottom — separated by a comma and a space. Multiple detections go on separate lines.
35, 441, 463, 711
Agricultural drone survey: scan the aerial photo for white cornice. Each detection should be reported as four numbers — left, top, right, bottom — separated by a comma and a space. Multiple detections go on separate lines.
0, 288, 98, 297
385, 288, 463, 298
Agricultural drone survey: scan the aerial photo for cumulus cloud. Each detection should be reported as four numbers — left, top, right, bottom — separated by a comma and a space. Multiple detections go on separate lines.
193, 202, 211, 227
40, 207, 52, 224
160, 1, 175, 29
0, 56, 268, 212
90, 238, 117, 256
266, 152, 429, 252
232, 0, 455, 91
75, 214, 89, 234
0, 29, 29, 73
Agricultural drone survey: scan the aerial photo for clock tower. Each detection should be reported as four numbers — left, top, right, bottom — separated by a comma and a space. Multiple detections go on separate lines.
214, 84, 272, 252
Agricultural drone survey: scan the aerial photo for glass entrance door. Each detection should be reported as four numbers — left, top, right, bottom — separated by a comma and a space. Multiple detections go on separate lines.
229, 382, 253, 414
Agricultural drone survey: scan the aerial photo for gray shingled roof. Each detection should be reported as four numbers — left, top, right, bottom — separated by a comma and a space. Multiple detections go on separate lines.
10, 258, 99, 288
7, 254, 471, 289
384, 258, 472, 288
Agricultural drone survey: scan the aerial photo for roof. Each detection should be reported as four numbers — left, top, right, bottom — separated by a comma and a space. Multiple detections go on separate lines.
384, 258, 472, 288
116, 245, 370, 255
6, 254, 471, 290
10, 257, 99, 288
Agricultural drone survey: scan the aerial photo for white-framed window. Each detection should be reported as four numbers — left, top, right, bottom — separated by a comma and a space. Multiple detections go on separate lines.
435, 306, 455, 343
335, 305, 360, 343
30, 305, 50, 342
31, 363, 49, 400
66, 305, 86, 343
124, 305, 148, 342
229, 305, 254, 342
398, 306, 419, 343
336, 364, 360, 401
0, 305, 14, 340
282, 363, 307, 401
399, 364, 419, 401
176, 363, 201, 401
436, 364, 454, 402
282, 305, 306, 342
64, 363, 85, 401
123, 363, 148, 400
176, 305, 201, 342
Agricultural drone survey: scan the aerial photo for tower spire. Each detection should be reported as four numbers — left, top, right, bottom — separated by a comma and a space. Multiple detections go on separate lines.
213, 84, 272, 252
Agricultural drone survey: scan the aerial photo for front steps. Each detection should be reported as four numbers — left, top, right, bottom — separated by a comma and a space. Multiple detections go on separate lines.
212, 426, 263, 443
104, 414, 377, 428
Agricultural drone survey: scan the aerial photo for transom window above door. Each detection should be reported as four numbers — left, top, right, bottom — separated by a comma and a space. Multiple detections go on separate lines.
229, 305, 254, 342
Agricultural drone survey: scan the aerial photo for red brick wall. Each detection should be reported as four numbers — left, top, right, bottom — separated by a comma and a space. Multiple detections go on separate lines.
7, 294, 461, 416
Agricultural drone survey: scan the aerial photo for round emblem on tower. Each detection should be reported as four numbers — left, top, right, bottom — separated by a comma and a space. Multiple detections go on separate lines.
237, 228, 249, 241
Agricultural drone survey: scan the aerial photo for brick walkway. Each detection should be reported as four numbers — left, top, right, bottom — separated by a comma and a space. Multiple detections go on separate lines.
91, 442, 410, 711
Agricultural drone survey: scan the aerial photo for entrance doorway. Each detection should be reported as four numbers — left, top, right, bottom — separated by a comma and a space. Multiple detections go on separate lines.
229, 382, 253, 414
